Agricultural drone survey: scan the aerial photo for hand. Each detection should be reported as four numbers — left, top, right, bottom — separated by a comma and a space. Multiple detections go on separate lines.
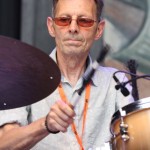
46, 100, 75, 133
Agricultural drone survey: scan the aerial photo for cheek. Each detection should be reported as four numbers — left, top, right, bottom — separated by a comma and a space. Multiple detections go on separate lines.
82, 33, 96, 51
53, 26, 65, 40
83, 31, 96, 45
54, 30, 64, 45
82, 27, 97, 40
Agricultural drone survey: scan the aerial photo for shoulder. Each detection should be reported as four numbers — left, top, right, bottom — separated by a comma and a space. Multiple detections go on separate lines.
96, 66, 129, 81
96, 66, 118, 78
91, 66, 118, 87
92, 65, 130, 88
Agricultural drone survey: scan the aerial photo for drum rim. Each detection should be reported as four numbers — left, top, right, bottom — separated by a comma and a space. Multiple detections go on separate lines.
111, 97, 150, 124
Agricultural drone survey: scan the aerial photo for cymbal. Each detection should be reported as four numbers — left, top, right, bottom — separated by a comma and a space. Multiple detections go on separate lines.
0, 35, 61, 110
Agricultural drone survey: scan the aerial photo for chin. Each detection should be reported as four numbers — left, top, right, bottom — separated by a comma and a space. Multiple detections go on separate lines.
60, 44, 87, 56
67, 48, 83, 55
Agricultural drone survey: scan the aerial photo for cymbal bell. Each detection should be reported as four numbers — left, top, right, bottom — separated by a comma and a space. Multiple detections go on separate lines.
0, 35, 60, 110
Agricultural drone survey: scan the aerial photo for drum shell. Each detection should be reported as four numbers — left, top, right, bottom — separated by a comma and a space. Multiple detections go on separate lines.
111, 98, 150, 150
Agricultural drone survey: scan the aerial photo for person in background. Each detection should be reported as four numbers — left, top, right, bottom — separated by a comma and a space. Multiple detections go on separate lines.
0, 0, 133, 149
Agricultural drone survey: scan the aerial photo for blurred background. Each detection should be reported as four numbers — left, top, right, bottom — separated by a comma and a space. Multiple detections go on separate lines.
0, 0, 150, 99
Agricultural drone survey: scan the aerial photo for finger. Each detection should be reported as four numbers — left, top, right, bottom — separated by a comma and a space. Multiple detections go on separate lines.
49, 110, 72, 128
51, 102, 74, 123
47, 117, 68, 132
57, 100, 75, 118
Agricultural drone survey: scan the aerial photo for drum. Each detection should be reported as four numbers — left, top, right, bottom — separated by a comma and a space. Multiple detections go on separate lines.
110, 97, 150, 150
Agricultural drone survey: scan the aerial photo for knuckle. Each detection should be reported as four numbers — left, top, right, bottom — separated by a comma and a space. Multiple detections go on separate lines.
50, 105, 57, 112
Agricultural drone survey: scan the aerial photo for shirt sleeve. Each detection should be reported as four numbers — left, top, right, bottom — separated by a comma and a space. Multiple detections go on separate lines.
0, 106, 29, 126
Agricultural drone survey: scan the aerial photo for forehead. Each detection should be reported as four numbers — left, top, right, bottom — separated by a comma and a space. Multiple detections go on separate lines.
55, 0, 97, 17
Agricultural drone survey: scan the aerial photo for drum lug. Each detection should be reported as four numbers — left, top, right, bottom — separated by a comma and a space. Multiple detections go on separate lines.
120, 122, 128, 129
121, 134, 130, 141
120, 122, 130, 141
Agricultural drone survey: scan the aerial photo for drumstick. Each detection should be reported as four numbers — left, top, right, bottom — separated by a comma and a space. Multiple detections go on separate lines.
71, 44, 110, 107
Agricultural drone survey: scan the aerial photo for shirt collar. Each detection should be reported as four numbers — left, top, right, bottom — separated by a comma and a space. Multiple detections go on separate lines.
50, 48, 57, 63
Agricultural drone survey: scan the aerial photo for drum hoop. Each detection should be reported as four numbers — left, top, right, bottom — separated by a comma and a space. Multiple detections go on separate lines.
111, 97, 150, 125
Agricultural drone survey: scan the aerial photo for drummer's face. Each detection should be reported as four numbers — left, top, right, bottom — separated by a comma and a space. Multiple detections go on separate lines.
47, 0, 105, 57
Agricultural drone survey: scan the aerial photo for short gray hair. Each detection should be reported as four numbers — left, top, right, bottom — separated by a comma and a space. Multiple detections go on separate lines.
52, 0, 104, 20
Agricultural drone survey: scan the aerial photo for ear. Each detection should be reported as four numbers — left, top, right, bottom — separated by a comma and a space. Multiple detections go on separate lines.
47, 17, 55, 37
94, 19, 105, 40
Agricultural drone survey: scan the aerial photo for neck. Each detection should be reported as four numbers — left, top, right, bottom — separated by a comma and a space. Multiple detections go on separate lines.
57, 52, 88, 87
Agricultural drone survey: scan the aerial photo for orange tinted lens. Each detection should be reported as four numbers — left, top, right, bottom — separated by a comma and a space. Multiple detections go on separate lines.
77, 18, 95, 27
53, 17, 71, 26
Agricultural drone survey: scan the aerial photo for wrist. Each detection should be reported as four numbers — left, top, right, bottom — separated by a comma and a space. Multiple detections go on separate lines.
44, 115, 60, 134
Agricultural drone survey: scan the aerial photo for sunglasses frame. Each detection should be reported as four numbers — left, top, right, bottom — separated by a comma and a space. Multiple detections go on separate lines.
53, 17, 97, 27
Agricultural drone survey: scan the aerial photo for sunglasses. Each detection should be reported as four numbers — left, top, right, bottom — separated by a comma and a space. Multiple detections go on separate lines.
53, 17, 97, 27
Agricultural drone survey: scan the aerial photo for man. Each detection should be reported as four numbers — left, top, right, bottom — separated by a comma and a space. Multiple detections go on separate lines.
0, 0, 133, 149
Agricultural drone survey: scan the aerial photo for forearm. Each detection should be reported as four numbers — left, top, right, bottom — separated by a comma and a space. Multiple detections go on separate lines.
0, 117, 49, 150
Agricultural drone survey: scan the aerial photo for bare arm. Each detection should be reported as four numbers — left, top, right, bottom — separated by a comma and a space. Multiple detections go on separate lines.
0, 117, 49, 150
0, 100, 75, 150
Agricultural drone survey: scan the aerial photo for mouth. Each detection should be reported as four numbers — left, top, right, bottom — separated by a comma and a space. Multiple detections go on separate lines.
65, 39, 82, 46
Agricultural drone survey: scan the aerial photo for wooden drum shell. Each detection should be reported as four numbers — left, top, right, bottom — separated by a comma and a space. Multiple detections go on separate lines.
111, 97, 150, 150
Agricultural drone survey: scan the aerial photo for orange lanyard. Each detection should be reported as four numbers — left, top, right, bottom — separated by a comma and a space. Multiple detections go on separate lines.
58, 83, 91, 150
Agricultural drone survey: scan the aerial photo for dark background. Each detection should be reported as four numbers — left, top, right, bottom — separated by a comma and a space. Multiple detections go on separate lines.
0, 0, 21, 39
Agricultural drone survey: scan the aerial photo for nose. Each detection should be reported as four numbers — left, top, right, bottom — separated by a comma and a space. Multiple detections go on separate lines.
68, 19, 79, 34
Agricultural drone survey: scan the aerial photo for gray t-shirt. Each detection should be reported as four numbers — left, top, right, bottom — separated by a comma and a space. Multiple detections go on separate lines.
0, 49, 133, 150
